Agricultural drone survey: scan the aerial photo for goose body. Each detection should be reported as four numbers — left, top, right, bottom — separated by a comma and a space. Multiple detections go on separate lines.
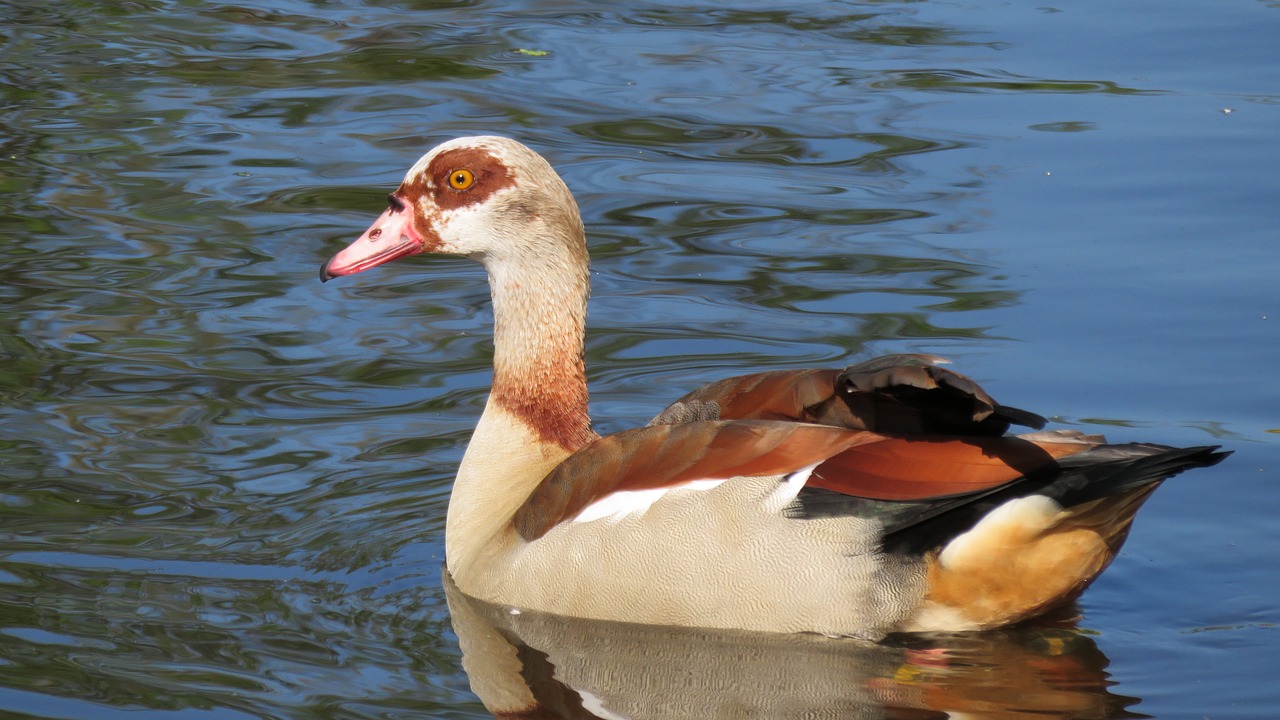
322, 136, 1226, 638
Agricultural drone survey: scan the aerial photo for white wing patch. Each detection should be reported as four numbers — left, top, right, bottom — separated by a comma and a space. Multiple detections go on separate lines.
760, 463, 820, 514
938, 494, 1064, 570
571, 479, 728, 525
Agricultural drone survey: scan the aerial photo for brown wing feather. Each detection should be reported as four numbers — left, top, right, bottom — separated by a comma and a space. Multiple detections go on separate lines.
810, 436, 1096, 501
647, 369, 850, 426
515, 420, 883, 541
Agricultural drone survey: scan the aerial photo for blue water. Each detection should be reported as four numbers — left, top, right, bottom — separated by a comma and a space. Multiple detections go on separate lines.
1, 0, 1276, 717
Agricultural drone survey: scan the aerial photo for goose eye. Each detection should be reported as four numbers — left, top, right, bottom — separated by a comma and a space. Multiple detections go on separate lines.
448, 169, 475, 191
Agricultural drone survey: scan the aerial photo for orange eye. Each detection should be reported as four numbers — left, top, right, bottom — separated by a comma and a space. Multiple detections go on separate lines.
448, 169, 475, 190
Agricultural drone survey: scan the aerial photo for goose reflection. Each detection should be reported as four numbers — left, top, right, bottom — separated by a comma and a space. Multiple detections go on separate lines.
445, 573, 1143, 719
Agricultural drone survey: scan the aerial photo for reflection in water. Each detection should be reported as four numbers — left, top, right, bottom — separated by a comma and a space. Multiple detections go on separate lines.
446, 573, 1141, 719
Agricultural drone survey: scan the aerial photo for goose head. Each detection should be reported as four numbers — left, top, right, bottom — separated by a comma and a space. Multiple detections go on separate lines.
321, 136, 598, 457
321, 136, 587, 280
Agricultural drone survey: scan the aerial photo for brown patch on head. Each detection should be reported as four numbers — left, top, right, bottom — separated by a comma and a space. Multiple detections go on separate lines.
400, 145, 517, 212
381, 144, 517, 254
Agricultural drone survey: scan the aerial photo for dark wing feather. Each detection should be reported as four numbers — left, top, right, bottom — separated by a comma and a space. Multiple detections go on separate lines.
836, 355, 1046, 436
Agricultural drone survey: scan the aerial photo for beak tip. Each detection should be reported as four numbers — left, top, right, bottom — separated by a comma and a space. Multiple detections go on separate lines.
319, 261, 335, 283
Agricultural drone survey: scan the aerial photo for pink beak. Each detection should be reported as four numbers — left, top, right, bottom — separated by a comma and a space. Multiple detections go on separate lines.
321, 198, 426, 281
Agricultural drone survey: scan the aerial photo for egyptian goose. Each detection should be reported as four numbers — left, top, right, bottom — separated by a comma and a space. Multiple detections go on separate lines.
321, 136, 1227, 638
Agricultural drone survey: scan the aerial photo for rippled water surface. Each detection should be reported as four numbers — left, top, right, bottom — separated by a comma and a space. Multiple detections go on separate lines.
1, 1, 1277, 718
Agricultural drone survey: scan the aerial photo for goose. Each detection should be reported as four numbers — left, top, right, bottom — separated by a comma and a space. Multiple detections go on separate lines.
321, 135, 1227, 638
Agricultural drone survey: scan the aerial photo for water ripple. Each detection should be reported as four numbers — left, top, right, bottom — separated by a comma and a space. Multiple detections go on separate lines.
0, 0, 1274, 717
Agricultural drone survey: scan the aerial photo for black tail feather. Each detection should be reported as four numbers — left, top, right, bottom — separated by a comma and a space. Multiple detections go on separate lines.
790, 443, 1230, 556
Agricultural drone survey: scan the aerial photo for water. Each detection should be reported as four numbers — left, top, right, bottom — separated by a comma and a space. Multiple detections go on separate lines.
1, 0, 1276, 717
